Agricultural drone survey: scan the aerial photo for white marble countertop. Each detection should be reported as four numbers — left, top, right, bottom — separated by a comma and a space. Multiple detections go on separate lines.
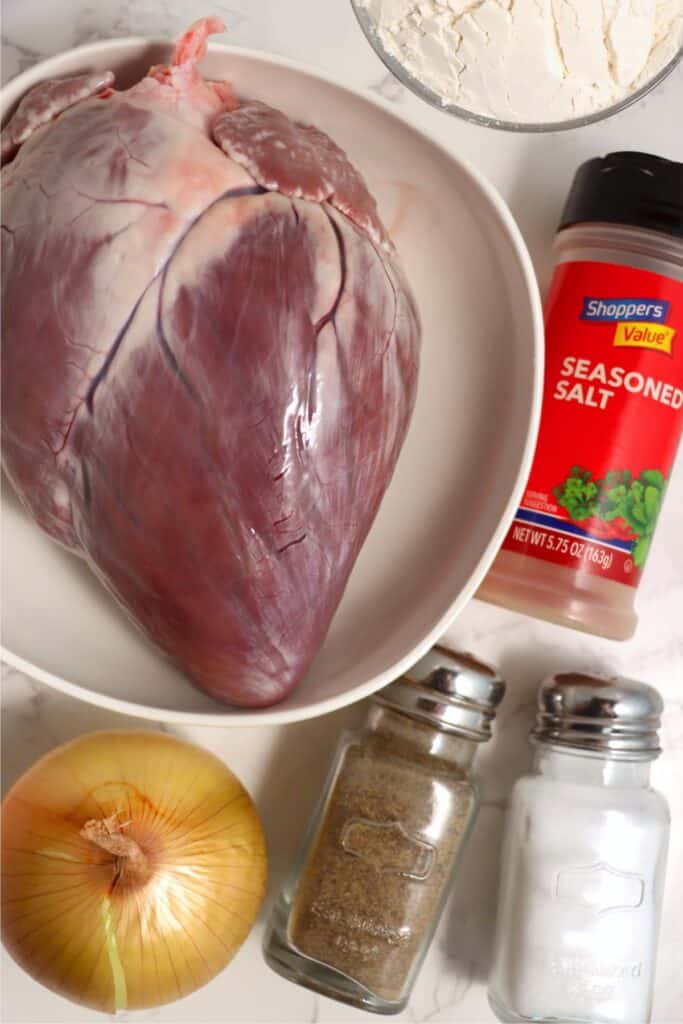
2, 2, 682, 1022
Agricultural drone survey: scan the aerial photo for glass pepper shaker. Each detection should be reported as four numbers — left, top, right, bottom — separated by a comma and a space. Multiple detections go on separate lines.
263, 646, 506, 1014
489, 672, 670, 1024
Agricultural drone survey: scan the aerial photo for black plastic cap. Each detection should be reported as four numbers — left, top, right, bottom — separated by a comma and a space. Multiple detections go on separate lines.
559, 151, 683, 239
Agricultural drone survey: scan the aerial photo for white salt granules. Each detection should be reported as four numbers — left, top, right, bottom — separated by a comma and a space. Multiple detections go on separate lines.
489, 752, 670, 1022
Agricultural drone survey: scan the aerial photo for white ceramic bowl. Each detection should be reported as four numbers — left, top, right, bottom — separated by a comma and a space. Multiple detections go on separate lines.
0, 39, 543, 725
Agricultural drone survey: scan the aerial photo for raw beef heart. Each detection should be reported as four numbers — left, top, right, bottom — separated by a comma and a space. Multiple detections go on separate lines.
1, 18, 420, 707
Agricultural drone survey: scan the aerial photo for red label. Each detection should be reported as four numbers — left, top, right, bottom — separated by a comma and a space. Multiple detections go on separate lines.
501, 260, 683, 587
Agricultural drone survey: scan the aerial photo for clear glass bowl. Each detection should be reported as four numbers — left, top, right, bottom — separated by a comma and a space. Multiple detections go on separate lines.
350, 1, 683, 133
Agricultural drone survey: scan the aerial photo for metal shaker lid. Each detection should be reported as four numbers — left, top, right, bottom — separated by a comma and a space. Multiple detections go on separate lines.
374, 645, 506, 742
532, 672, 664, 761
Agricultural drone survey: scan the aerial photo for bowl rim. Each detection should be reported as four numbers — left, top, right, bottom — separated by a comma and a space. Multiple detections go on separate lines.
0, 37, 544, 726
350, 0, 683, 134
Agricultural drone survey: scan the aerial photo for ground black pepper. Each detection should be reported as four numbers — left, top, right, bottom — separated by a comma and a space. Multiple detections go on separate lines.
264, 647, 505, 1013
288, 709, 476, 1002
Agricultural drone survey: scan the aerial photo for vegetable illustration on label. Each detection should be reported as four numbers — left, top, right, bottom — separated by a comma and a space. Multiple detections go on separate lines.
554, 466, 666, 566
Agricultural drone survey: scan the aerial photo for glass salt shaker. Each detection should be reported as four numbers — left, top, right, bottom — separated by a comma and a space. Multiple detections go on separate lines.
489, 672, 670, 1024
263, 646, 506, 1014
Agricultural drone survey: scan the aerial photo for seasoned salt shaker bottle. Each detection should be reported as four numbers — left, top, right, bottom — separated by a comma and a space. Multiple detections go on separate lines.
479, 152, 683, 640
489, 673, 670, 1024
263, 647, 506, 1014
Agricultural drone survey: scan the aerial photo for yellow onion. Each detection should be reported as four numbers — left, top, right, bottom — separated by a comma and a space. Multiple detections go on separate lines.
1, 730, 267, 1013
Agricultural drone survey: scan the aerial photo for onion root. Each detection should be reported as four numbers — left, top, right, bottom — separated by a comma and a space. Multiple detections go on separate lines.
80, 811, 148, 887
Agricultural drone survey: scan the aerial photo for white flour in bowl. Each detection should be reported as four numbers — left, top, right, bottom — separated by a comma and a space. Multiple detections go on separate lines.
359, 0, 683, 124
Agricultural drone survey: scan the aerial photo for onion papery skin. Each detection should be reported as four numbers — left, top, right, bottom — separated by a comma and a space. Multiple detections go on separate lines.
1, 730, 267, 1013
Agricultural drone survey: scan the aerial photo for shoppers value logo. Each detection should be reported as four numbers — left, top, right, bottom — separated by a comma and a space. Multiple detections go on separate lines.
581, 296, 675, 355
